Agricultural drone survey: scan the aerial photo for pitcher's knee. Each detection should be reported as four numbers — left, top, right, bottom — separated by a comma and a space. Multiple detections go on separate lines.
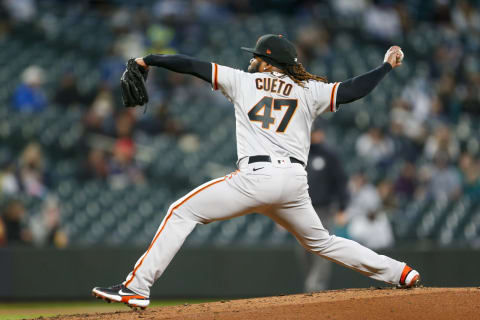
167, 203, 205, 224
300, 230, 336, 254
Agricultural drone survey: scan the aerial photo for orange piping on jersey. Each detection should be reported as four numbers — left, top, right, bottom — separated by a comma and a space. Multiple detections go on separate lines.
213, 63, 218, 90
330, 82, 339, 112
125, 177, 226, 287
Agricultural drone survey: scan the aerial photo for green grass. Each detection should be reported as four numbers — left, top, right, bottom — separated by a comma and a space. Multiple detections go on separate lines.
0, 299, 218, 320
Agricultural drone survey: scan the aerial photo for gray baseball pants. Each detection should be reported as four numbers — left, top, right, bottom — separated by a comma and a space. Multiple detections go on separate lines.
124, 158, 405, 297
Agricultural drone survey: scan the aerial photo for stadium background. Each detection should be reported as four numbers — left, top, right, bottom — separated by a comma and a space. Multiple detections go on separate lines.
1, 0, 480, 304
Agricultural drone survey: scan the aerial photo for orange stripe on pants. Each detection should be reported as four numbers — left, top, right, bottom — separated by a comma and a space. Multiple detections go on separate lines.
125, 177, 226, 287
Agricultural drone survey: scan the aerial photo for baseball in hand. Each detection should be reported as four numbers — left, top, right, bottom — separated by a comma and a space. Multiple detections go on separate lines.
397, 49, 404, 63
384, 45, 404, 68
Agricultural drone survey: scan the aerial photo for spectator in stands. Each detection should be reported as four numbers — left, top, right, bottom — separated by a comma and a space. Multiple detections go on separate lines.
84, 85, 115, 135
424, 124, 460, 162
355, 127, 394, 165
2, 199, 32, 246
459, 153, 480, 197
401, 77, 433, 125
452, 0, 480, 33
394, 161, 417, 201
30, 196, 68, 248
331, 210, 349, 239
136, 102, 184, 137
395, 2, 414, 34
193, 0, 232, 23
108, 139, 144, 189
0, 161, 19, 194
303, 126, 349, 292
432, 42, 463, 77
114, 31, 146, 63
330, 171, 377, 241
106, 110, 145, 188
307, 127, 349, 230
377, 178, 396, 211
363, 2, 402, 41
389, 116, 418, 162
390, 98, 427, 147
12, 65, 47, 112
346, 171, 378, 219
427, 152, 461, 201
0, 2, 10, 40
152, 0, 190, 23
115, 111, 135, 139
78, 148, 109, 181
330, 0, 368, 17
427, 95, 450, 127
460, 78, 480, 116
433, 0, 452, 25
100, 46, 128, 89
17, 142, 50, 198
347, 189, 395, 250
54, 72, 89, 108
2, 0, 36, 23
296, 25, 331, 64
434, 71, 455, 109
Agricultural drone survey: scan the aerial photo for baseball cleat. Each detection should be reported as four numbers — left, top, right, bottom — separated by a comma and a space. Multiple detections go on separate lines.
92, 284, 149, 309
398, 265, 420, 288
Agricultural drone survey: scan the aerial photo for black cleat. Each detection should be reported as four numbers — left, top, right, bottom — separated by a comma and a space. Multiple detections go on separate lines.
92, 284, 149, 309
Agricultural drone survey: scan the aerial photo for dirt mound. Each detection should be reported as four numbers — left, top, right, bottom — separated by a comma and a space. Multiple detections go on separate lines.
42, 287, 480, 320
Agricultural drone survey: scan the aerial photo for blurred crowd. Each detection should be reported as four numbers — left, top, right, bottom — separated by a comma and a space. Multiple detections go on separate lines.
1, 0, 479, 248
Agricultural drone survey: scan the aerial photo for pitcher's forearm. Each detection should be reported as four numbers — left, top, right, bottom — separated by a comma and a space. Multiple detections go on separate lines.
143, 54, 212, 83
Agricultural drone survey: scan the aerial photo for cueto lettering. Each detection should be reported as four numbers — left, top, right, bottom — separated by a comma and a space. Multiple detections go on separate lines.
255, 78, 292, 96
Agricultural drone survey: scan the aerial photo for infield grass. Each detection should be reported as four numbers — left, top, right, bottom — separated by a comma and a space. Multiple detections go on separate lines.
0, 299, 217, 320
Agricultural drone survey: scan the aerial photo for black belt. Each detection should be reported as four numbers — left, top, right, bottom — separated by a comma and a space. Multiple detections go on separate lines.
248, 155, 304, 166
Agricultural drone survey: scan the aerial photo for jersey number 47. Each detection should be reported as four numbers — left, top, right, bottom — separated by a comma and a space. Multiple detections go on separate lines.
248, 97, 298, 133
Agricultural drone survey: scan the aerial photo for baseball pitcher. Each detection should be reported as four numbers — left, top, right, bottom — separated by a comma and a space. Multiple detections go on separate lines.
93, 34, 418, 309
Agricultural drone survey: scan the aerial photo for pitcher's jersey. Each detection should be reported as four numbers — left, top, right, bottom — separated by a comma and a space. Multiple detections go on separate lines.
211, 63, 339, 165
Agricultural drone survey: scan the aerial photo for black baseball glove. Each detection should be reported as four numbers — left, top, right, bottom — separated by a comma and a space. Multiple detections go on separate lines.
120, 58, 149, 107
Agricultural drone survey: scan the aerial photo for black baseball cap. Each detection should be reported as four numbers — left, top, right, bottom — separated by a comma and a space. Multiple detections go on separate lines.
241, 34, 298, 66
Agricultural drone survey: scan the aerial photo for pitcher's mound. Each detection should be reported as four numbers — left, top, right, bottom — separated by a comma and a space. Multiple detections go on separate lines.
49, 287, 480, 320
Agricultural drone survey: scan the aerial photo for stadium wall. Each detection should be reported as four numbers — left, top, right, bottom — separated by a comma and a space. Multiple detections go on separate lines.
1, 247, 479, 299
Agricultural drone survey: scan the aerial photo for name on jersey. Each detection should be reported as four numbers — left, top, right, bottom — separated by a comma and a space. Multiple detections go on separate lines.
255, 78, 293, 96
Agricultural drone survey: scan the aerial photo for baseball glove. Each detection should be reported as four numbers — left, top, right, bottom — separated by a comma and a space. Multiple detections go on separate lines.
121, 59, 149, 107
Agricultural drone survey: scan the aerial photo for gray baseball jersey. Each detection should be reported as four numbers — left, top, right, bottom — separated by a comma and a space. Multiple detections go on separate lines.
123, 64, 407, 297
212, 63, 339, 165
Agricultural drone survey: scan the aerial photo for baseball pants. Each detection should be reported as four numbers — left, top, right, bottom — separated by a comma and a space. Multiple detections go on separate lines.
124, 158, 405, 297
302, 205, 334, 292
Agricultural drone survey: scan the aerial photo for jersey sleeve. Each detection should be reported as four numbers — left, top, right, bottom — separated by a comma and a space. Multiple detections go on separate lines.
211, 63, 244, 102
310, 81, 340, 117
